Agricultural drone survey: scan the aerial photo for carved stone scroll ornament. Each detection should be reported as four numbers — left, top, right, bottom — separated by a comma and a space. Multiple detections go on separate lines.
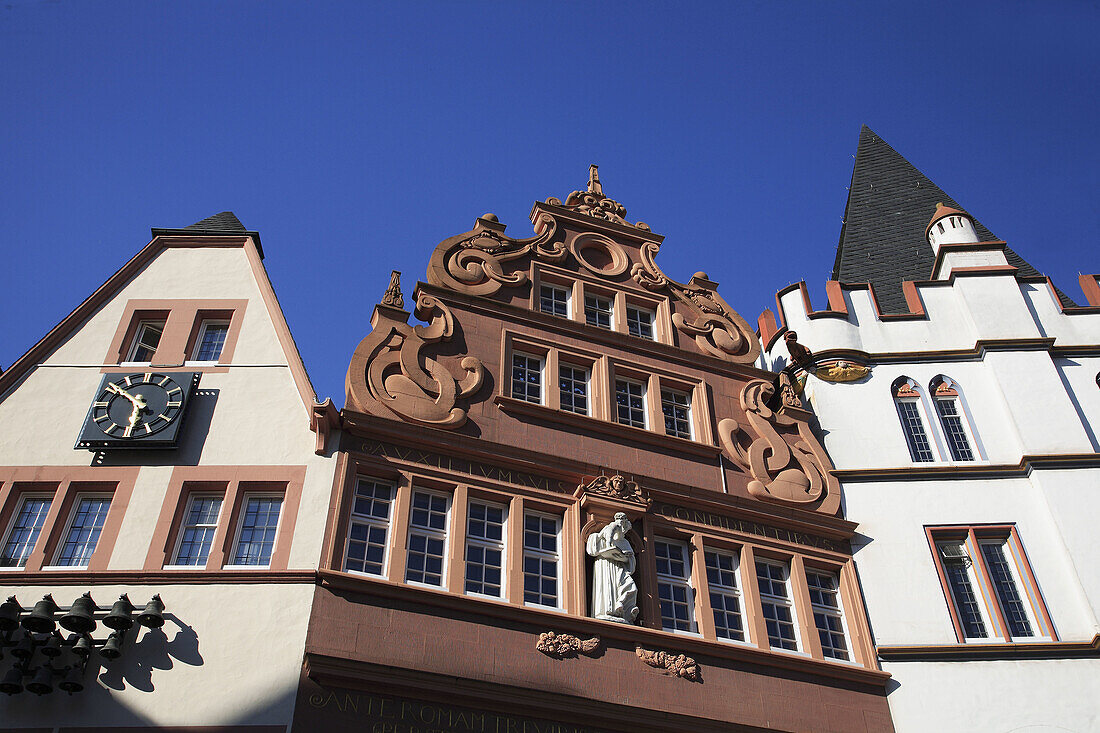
535, 631, 600, 658
717, 379, 840, 515
631, 242, 760, 363
635, 646, 700, 681
545, 165, 651, 231
345, 292, 485, 428
577, 474, 650, 507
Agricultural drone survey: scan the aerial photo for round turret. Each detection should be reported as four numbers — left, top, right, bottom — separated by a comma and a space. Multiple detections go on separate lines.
926, 202, 979, 251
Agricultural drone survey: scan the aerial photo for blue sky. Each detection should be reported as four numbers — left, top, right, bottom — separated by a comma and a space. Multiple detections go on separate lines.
2, 0, 1097, 404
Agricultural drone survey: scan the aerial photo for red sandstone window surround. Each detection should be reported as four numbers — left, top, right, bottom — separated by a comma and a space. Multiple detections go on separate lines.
106, 299, 248, 371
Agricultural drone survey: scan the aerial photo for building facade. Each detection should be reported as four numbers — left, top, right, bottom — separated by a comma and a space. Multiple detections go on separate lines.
294, 169, 894, 732
0, 214, 337, 729
760, 128, 1100, 732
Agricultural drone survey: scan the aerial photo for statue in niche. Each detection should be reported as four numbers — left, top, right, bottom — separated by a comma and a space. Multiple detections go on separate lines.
586, 513, 639, 624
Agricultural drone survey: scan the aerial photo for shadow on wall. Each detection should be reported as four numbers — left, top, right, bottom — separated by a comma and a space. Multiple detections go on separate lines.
97, 612, 203, 693
93, 389, 219, 468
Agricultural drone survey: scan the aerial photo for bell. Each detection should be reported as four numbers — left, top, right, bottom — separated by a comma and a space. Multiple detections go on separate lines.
0, 665, 24, 695
0, 597, 22, 632
103, 594, 135, 631
60, 593, 98, 634
41, 633, 63, 658
22, 594, 59, 633
67, 634, 93, 659
58, 665, 84, 694
100, 631, 123, 660
25, 665, 54, 695
137, 594, 165, 628
11, 636, 34, 660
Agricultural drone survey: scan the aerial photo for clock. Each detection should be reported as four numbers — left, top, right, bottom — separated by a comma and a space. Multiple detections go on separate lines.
76, 372, 200, 449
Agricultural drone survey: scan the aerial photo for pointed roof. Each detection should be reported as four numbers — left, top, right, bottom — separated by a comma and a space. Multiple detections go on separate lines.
151, 210, 263, 258
833, 126, 1071, 312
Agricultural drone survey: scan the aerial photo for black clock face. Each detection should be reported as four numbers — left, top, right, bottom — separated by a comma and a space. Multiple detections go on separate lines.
77, 372, 199, 449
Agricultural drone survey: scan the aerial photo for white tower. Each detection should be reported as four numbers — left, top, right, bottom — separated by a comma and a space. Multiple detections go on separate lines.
925, 201, 979, 252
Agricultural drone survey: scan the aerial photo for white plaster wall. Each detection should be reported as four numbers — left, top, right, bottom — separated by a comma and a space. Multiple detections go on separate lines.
1021, 281, 1100, 344
934, 249, 1007, 279
0, 582, 314, 728
1054, 356, 1100, 451
881, 658, 1100, 733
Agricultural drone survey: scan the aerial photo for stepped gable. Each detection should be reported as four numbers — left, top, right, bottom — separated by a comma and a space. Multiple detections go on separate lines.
833, 126, 1072, 312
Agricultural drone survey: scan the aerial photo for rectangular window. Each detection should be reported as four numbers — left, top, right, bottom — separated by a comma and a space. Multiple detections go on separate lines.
0, 496, 52, 568
540, 285, 569, 318
231, 495, 283, 566
344, 479, 393, 577
979, 541, 1033, 638
558, 364, 589, 416
940, 546, 989, 639
661, 389, 692, 439
584, 294, 613, 330
806, 570, 849, 660
654, 539, 695, 632
705, 549, 746, 642
192, 320, 230, 362
511, 353, 543, 404
896, 399, 935, 462
54, 496, 112, 567
172, 494, 223, 566
756, 560, 799, 650
615, 379, 646, 429
626, 306, 654, 340
465, 501, 505, 598
522, 513, 560, 608
127, 321, 164, 362
935, 398, 974, 461
405, 490, 449, 587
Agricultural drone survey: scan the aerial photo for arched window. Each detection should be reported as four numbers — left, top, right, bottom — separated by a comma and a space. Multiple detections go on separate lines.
892, 377, 935, 462
931, 376, 975, 461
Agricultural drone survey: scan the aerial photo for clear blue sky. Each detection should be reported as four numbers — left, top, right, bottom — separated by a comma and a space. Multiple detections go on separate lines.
2, 1, 1097, 404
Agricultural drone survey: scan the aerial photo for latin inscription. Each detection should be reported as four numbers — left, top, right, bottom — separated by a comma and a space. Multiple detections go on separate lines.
308, 689, 611, 733
358, 439, 571, 494
654, 503, 840, 551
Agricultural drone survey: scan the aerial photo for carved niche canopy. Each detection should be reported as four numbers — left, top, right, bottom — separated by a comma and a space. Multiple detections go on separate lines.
717, 379, 841, 515
425, 166, 760, 364
346, 286, 485, 429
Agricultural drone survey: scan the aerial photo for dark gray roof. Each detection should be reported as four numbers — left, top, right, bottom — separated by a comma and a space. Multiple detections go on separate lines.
183, 211, 247, 232
833, 126, 1071, 312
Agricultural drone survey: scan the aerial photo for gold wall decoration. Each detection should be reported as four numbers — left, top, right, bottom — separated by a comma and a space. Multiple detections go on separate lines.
717, 379, 840, 514
815, 361, 871, 383
535, 631, 600, 658
635, 646, 700, 681
346, 292, 485, 428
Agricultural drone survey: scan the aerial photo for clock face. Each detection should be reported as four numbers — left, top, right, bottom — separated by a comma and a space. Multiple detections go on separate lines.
77, 372, 199, 449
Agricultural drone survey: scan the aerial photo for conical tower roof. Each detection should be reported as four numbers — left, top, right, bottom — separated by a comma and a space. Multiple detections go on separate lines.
832, 126, 1070, 312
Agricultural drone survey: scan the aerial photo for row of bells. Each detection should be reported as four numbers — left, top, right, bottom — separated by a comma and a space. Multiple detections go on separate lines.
1, 662, 86, 696
0, 592, 165, 635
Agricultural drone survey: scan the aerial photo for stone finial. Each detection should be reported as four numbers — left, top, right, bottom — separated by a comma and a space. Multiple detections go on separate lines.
381, 270, 404, 309
587, 164, 603, 196
545, 165, 649, 231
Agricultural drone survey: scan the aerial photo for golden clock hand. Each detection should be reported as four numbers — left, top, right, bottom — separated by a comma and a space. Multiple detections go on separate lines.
106, 382, 142, 406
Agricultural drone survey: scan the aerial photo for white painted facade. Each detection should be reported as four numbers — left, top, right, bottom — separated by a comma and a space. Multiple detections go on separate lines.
0, 235, 336, 729
763, 243, 1100, 731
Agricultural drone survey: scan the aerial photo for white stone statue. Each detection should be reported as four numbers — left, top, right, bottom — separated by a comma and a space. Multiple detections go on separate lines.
586, 512, 639, 624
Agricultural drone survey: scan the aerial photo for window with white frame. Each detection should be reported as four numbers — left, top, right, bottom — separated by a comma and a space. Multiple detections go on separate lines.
558, 364, 589, 416
172, 494, 223, 566
584, 294, 613, 330
661, 389, 692, 439
405, 490, 449, 587
756, 559, 799, 650
0, 496, 52, 567
230, 495, 282, 566
192, 320, 230, 362
626, 306, 655, 340
932, 378, 974, 461
540, 285, 569, 318
54, 496, 112, 567
127, 321, 164, 362
522, 512, 560, 608
806, 570, 849, 660
893, 380, 935, 462
464, 500, 506, 598
511, 353, 543, 404
344, 479, 393, 577
654, 539, 695, 632
705, 549, 746, 642
615, 378, 646, 429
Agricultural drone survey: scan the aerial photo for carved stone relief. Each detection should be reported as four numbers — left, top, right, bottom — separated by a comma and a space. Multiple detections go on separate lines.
717, 379, 840, 514
577, 474, 651, 508
546, 164, 650, 231
635, 646, 700, 681
535, 631, 600, 658
346, 292, 485, 428
815, 361, 871, 383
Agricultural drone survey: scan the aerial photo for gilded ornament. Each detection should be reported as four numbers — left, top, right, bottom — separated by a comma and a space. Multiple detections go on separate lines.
815, 361, 871, 383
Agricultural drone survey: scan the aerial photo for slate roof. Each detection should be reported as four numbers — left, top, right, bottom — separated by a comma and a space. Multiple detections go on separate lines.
832, 126, 1071, 312
183, 211, 247, 232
